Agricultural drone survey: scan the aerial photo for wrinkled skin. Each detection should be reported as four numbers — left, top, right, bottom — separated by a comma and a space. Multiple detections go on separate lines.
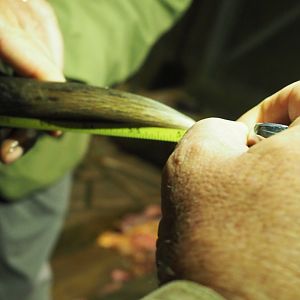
157, 81, 300, 300
0, 0, 64, 164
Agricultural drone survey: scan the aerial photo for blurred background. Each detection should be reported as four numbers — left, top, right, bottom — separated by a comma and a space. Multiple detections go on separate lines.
51, 0, 300, 299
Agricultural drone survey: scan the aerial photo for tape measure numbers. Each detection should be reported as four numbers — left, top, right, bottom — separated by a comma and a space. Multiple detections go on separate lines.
0, 116, 186, 142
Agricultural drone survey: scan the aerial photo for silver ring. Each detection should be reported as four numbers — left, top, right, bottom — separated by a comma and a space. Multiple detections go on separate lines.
254, 123, 288, 138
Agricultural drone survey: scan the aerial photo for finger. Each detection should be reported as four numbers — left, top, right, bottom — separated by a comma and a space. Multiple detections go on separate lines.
0, 0, 64, 80
176, 118, 249, 163
0, 129, 41, 164
0, 27, 64, 81
163, 119, 249, 214
157, 118, 249, 283
274, 114, 300, 145
238, 81, 300, 129
31, 0, 64, 69
16, 0, 64, 69
47, 130, 63, 137
162, 119, 250, 218
0, 139, 24, 164
248, 115, 300, 158
0, 35, 64, 81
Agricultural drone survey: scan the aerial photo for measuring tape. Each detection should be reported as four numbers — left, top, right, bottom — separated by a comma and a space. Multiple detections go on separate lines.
1, 116, 288, 142
0, 115, 186, 142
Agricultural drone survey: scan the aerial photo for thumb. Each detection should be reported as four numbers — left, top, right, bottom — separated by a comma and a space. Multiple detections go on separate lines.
177, 118, 249, 162
157, 118, 249, 284
162, 118, 249, 212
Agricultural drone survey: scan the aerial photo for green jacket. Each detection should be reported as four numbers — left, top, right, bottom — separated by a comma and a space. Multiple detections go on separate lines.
0, 0, 191, 200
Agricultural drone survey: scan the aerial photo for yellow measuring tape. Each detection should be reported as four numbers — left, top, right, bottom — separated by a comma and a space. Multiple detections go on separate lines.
0, 115, 186, 142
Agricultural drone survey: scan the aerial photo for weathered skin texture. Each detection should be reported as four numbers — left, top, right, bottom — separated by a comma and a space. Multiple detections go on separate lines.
0, 0, 63, 80
157, 81, 300, 300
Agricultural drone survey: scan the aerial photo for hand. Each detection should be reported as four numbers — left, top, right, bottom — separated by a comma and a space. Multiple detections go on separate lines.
157, 82, 300, 300
239, 81, 300, 141
0, 0, 64, 164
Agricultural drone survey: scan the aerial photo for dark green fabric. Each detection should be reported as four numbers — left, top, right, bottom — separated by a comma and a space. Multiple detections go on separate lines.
0, 0, 191, 200
141, 281, 226, 300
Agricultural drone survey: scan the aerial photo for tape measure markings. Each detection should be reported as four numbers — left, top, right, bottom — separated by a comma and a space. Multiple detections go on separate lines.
0, 116, 186, 142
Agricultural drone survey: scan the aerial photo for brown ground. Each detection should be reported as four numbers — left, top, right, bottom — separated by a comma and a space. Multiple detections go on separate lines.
51, 136, 167, 300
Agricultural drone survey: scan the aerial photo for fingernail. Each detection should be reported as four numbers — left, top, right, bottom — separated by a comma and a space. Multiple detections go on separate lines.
8, 141, 19, 153
53, 130, 63, 137
1, 140, 24, 164
248, 135, 264, 146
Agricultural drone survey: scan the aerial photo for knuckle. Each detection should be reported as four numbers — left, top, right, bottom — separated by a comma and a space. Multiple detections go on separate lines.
191, 117, 223, 131
173, 132, 204, 164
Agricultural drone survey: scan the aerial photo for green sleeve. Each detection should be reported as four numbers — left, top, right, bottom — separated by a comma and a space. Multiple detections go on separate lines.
49, 0, 192, 86
141, 281, 226, 300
